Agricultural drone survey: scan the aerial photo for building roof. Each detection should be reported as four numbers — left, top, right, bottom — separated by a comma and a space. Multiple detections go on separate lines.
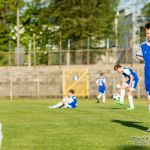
118, 0, 150, 15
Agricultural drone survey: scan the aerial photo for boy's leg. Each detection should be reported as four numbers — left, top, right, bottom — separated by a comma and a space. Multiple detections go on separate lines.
145, 84, 150, 111
48, 102, 64, 108
120, 88, 125, 104
127, 80, 138, 110
102, 92, 106, 103
127, 90, 134, 109
148, 95, 150, 111
97, 93, 102, 103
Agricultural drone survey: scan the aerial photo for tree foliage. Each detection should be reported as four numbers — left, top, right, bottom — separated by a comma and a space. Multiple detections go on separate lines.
45, 0, 118, 49
0, 0, 24, 50
142, 3, 150, 18
0, 0, 118, 51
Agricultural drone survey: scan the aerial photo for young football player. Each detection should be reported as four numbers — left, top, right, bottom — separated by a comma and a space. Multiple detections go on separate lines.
114, 64, 139, 110
48, 89, 77, 109
136, 23, 150, 112
96, 73, 106, 103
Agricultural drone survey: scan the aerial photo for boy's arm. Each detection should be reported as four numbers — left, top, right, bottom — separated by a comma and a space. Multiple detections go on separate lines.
117, 78, 126, 92
121, 78, 126, 87
136, 46, 144, 61
136, 55, 144, 61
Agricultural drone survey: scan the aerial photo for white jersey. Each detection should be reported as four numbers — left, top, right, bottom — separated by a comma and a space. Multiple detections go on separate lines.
96, 77, 106, 86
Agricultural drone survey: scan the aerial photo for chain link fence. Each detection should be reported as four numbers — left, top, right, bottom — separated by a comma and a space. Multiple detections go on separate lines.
0, 48, 136, 66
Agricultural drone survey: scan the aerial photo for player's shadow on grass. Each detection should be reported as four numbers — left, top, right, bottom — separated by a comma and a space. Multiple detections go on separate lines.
111, 120, 149, 131
115, 145, 150, 150
109, 108, 124, 110
99, 106, 124, 110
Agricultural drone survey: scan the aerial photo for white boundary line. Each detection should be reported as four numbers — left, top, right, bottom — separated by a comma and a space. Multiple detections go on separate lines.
0, 123, 2, 149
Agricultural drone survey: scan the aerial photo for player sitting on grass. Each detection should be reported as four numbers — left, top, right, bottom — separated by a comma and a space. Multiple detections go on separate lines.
96, 73, 106, 103
48, 89, 77, 109
114, 64, 139, 110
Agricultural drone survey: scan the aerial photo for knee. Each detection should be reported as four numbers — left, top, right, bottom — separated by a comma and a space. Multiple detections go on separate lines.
127, 91, 132, 96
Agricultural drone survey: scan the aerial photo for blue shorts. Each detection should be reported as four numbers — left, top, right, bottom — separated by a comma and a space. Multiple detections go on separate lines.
145, 84, 150, 95
67, 102, 77, 108
126, 78, 138, 91
145, 69, 150, 95
98, 86, 106, 94
145, 68, 150, 84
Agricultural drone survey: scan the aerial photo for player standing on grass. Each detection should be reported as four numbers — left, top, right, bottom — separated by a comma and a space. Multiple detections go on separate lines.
136, 23, 150, 112
114, 64, 139, 110
96, 73, 106, 103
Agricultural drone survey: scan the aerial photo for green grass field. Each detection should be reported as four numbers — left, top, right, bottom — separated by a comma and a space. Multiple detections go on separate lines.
0, 99, 150, 150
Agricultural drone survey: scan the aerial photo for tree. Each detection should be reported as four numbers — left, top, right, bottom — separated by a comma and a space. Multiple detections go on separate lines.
142, 3, 150, 18
43, 0, 118, 49
0, 0, 24, 51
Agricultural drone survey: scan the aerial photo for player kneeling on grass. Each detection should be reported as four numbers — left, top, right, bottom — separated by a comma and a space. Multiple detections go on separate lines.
48, 89, 77, 109
96, 73, 106, 103
114, 64, 139, 110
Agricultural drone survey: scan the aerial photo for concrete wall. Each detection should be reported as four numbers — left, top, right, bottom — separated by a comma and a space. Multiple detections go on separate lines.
0, 64, 146, 98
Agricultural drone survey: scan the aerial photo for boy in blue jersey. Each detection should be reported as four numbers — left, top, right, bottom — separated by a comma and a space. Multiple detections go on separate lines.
48, 89, 77, 109
136, 23, 150, 112
96, 73, 106, 103
114, 64, 139, 110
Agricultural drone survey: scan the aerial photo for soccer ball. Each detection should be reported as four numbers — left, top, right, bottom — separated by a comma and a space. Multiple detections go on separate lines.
113, 93, 120, 101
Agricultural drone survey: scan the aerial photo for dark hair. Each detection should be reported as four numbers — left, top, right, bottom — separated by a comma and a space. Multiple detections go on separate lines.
100, 72, 104, 76
68, 89, 75, 94
114, 64, 122, 71
145, 23, 150, 29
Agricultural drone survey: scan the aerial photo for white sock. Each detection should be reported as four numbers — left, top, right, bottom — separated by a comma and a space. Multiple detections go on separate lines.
49, 102, 63, 108
128, 96, 134, 109
147, 96, 150, 111
97, 93, 102, 99
102, 95, 106, 103
120, 89, 125, 104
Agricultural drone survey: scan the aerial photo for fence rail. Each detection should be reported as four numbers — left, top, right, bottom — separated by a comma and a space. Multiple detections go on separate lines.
0, 48, 135, 66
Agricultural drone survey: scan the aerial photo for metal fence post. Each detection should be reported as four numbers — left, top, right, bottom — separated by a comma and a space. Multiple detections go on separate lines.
10, 69, 13, 99
28, 40, 31, 67
59, 33, 62, 67
9, 41, 11, 66
33, 34, 36, 66
37, 70, 40, 99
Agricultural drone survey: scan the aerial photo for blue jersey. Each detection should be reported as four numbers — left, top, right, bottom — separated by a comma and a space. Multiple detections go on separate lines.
68, 96, 77, 108
136, 41, 150, 69
136, 41, 150, 94
96, 77, 106, 93
122, 67, 138, 91
122, 67, 138, 81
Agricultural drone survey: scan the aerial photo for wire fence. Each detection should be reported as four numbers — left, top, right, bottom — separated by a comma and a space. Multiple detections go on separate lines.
0, 48, 136, 66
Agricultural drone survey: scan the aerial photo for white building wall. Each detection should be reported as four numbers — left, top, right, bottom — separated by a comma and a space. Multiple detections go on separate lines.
118, 0, 150, 62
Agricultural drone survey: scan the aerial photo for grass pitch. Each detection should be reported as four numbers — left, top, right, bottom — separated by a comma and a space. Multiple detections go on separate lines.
0, 99, 150, 150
